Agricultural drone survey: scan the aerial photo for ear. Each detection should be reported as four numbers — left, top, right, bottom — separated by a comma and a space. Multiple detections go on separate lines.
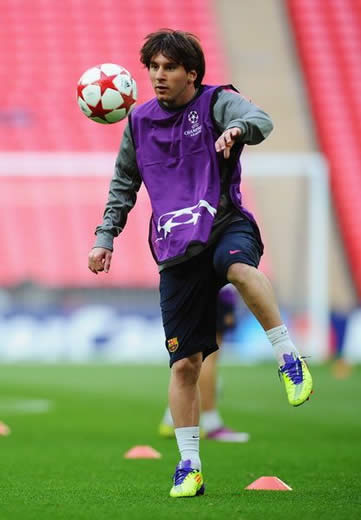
187, 69, 197, 85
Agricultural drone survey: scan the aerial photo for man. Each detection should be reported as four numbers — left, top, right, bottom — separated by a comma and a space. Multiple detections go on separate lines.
159, 284, 250, 443
88, 29, 313, 498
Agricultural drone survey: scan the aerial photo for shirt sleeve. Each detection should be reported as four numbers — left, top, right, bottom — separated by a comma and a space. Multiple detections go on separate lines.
213, 88, 274, 145
93, 123, 142, 251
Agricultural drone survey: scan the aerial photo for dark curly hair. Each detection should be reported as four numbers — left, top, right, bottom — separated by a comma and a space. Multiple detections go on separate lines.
140, 29, 205, 88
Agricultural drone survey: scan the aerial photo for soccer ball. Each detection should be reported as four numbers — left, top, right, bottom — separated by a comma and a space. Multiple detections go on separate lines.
77, 63, 137, 124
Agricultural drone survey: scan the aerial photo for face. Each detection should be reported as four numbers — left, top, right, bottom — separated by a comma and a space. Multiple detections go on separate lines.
149, 53, 197, 107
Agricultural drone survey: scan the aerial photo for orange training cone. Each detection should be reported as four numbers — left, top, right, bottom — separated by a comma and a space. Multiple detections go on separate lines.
245, 476, 292, 491
0, 422, 11, 436
124, 445, 162, 459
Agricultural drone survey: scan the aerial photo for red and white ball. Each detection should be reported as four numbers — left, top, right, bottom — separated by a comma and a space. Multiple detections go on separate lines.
77, 63, 137, 124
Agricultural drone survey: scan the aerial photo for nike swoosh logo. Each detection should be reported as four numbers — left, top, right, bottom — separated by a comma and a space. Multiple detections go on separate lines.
192, 435, 200, 439
229, 250, 241, 254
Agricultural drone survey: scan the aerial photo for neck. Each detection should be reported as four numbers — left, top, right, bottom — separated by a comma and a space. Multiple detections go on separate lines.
162, 87, 199, 108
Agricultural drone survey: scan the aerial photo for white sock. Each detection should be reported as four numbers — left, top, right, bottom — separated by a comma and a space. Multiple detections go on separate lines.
266, 324, 300, 366
174, 426, 201, 470
162, 407, 173, 426
200, 410, 223, 433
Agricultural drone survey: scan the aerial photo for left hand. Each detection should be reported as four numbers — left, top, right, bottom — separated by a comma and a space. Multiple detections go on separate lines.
215, 127, 242, 159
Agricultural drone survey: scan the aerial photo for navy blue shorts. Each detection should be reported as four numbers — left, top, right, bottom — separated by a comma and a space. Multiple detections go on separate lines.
159, 219, 263, 366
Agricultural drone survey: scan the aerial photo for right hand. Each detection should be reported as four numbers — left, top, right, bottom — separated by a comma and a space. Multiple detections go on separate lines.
215, 127, 242, 159
88, 247, 113, 275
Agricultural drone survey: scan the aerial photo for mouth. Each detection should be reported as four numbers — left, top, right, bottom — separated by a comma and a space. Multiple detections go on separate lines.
155, 86, 168, 93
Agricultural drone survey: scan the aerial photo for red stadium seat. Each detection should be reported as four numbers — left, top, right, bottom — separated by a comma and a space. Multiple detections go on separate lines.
287, 0, 361, 299
0, 0, 268, 287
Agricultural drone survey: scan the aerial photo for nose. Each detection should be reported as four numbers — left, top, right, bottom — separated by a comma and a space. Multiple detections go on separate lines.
155, 67, 166, 81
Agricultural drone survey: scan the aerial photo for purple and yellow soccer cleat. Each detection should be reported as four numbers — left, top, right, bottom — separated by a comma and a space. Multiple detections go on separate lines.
279, 353, 313, 407
169, 460, 205, 498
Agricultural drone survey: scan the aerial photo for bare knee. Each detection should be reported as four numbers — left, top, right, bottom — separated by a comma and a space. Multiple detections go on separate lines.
227, 262, 255, 288
172, 353, 202, 386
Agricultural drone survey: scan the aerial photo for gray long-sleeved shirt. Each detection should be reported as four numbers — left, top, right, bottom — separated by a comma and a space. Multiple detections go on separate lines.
94, 87, 273, 267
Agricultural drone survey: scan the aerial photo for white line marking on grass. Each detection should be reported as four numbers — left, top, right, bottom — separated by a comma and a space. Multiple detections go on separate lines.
0, 399, 53, 414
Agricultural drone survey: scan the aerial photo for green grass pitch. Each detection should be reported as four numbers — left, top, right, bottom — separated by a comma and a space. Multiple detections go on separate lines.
0, 363, 360, 519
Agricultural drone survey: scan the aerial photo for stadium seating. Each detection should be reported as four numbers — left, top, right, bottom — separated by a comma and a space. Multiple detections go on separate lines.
0, 0, 226, 152
0, 0, 227, 287
287, 0, 361, 299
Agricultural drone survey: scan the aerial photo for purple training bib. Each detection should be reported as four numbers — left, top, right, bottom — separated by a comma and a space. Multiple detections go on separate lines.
130, 85, 248, 263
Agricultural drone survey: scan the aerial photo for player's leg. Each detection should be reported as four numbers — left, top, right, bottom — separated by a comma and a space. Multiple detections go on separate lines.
227, 263, 282, 330
159, 350, 218, 439
199, 334, 249, 442
160, 346, 248, 442
160, 284, 249, 442
159, 352, 216, 439
200, 290, 236, 415
227, 263, 313, 406
168, 353, 202, 430
160, 251, 219, 497
168, 353, 205, 497
214, 219, 313, 407
159, 406, 175, 438
159, 351, 220, 438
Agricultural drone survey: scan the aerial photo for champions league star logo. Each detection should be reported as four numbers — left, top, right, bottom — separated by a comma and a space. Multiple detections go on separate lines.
188, 110, 199, 124
184, 111, 202, 137
157, 200, 217, 239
